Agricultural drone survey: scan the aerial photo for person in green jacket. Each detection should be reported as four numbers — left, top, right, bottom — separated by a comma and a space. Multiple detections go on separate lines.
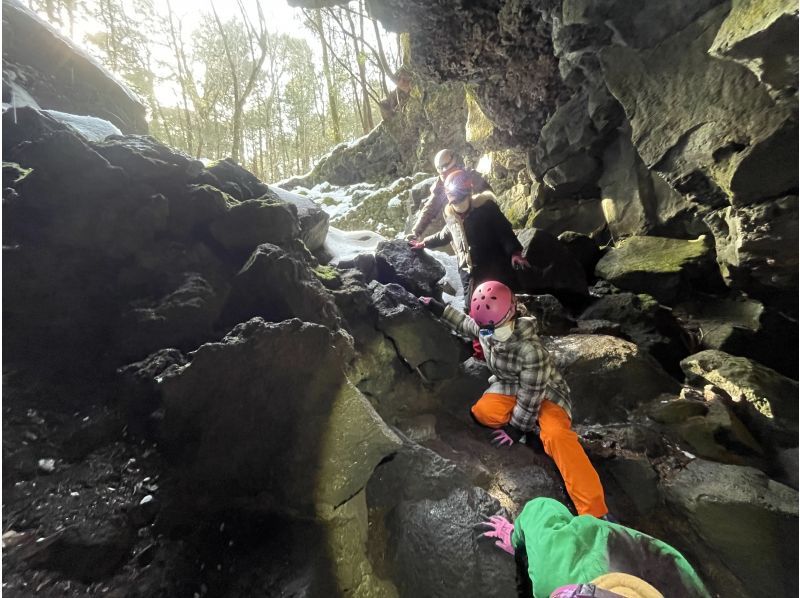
480, 497, 711, 598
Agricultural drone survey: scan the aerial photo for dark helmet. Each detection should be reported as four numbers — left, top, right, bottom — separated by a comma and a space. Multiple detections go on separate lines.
444, 169, 473, 203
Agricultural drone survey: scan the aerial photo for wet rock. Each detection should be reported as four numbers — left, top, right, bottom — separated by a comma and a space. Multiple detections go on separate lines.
161, 318, 400, 515
594, 235, 720, 304
709, 0, 799, 93
385, 487, 516, 598
370, 283, 464, 383
663, 459, 798, 597
221, 243, 341, 330
543, 334, 680, 424
375, 239, 445, 298
208, 196, 299, 255
681, 349, 798, 424
516, 228, 588, 301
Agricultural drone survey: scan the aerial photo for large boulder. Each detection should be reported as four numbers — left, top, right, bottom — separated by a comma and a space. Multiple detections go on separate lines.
2, 0, 147, 133
543, 334, 680, 424
680, 349, 798, 423
600, 4, 797, 208
370, 283, 464, 383
384, 487, 516, 598
220, 243, 341, 330
594, 235, 720, 304
663, 459, 798, 597
268, 185, 329, 252
208, 196, 300, 255
160, 318, 401, 515
709, 0, 799, 93
516, 228, 589, 300
375, 239, 446, 298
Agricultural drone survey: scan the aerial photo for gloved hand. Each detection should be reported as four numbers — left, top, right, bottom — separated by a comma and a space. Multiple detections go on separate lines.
478, 515, 515, 555
511, 251, 531, 270
408, 239, 426, 251
418, 296, 445, 317
490, 424, 524, 447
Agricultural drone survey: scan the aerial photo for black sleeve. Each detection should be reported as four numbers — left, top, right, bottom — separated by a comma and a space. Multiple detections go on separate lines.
488, 202, 522, 257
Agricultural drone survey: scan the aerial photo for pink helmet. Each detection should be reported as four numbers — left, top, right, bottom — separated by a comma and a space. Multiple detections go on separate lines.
470, 281, 515, 327
444, 169, 473, 203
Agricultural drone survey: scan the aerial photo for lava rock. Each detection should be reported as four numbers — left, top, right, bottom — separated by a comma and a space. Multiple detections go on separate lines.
375, 239, 445, 298
269, 184, 330, 252
209, 195, 300, 255
516, 228, 588, 301
516, 294, 575, 335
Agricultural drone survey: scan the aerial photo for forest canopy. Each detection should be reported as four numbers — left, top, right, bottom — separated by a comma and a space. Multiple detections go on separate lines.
27, 0, 403, 181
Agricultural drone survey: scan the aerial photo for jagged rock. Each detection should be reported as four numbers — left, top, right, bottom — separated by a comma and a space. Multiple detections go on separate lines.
600, 4, 797, 207
119, 273, 226, 360
663, 459, 798, 597
673, 294, 798, 378
709, 0, 799, 93
579, 291, 687, 377
375, 239, 445, 298
161, 318, 401, 514
516, 228, 588, 300
529, 198, 607, 238
209, 196, 299, 254
221, 243, 341, 330
543, 334, 680, 424
648, 397, 709, 425
703, 195, 798, 303
370, 283, 464, 382
2, 0, 147, 133
166, 184, 231, 238
269, 185, 330, 252
200, 158, 270, 200
594, 235, 720, 304
516, 294, 575, 335
385, 487, 515, 598
93, 135, 204, 187
118, 349, 188, 429
680, 349, 798, 423
543, 153, 601, 197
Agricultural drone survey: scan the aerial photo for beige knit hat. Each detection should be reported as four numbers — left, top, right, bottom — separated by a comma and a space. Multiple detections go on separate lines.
591, 573, 664, 598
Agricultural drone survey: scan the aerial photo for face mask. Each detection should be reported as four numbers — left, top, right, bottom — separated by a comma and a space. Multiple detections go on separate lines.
492, 319, 515, 342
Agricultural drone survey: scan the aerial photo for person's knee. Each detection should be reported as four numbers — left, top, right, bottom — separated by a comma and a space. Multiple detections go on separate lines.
539, 424, 577, 449
470, 401, 506, 428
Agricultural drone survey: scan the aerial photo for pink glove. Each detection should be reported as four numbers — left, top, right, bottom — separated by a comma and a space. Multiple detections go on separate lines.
511, 252, 531, 270
408, 240, 426, 251
479, 515, 515, 555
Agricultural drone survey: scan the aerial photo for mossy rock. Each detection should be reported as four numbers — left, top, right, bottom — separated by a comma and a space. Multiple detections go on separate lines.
594, 235, 718, 303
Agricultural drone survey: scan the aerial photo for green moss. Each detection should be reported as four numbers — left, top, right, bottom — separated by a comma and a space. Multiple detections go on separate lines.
320, 195, 338, 206
612, 236, 711, 273
3, 162, 33, 185
314, 265, 341, 282
465, 87, 495, 145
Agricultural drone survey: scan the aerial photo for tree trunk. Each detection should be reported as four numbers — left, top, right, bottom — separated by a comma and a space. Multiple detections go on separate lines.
315, 9, 342, 143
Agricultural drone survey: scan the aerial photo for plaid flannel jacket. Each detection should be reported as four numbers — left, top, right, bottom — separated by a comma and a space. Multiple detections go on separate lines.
442, 306, 572, 432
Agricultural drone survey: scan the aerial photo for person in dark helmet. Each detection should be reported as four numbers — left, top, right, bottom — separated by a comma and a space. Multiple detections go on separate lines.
419, 281, 608, 520
407, 149, 491, 241
409, 169, 530, 303
479, 496, 710, 598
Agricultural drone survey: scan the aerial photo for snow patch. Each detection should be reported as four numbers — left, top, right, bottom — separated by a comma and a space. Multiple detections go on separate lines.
43, 109, 122, 141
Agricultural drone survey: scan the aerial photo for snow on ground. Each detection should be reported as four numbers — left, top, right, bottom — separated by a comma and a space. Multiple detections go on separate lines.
292, 181, 379, 220
43, 109, 122, 141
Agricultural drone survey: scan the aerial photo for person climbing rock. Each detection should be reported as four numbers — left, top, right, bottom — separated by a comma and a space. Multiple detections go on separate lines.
479, 497, 711, 598
418, 281, 608, 519
407, 149, 491, 241
409, 169, 530, 304
379, 66, 413, 121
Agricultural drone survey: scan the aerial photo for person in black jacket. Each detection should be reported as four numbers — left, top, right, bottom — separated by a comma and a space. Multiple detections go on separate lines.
409, 169, 531, 302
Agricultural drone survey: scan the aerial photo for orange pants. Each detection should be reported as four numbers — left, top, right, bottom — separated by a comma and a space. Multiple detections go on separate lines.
471, 393, 608, 518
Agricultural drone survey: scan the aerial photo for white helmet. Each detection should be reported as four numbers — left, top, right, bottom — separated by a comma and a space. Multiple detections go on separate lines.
434, 149, 458, 174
